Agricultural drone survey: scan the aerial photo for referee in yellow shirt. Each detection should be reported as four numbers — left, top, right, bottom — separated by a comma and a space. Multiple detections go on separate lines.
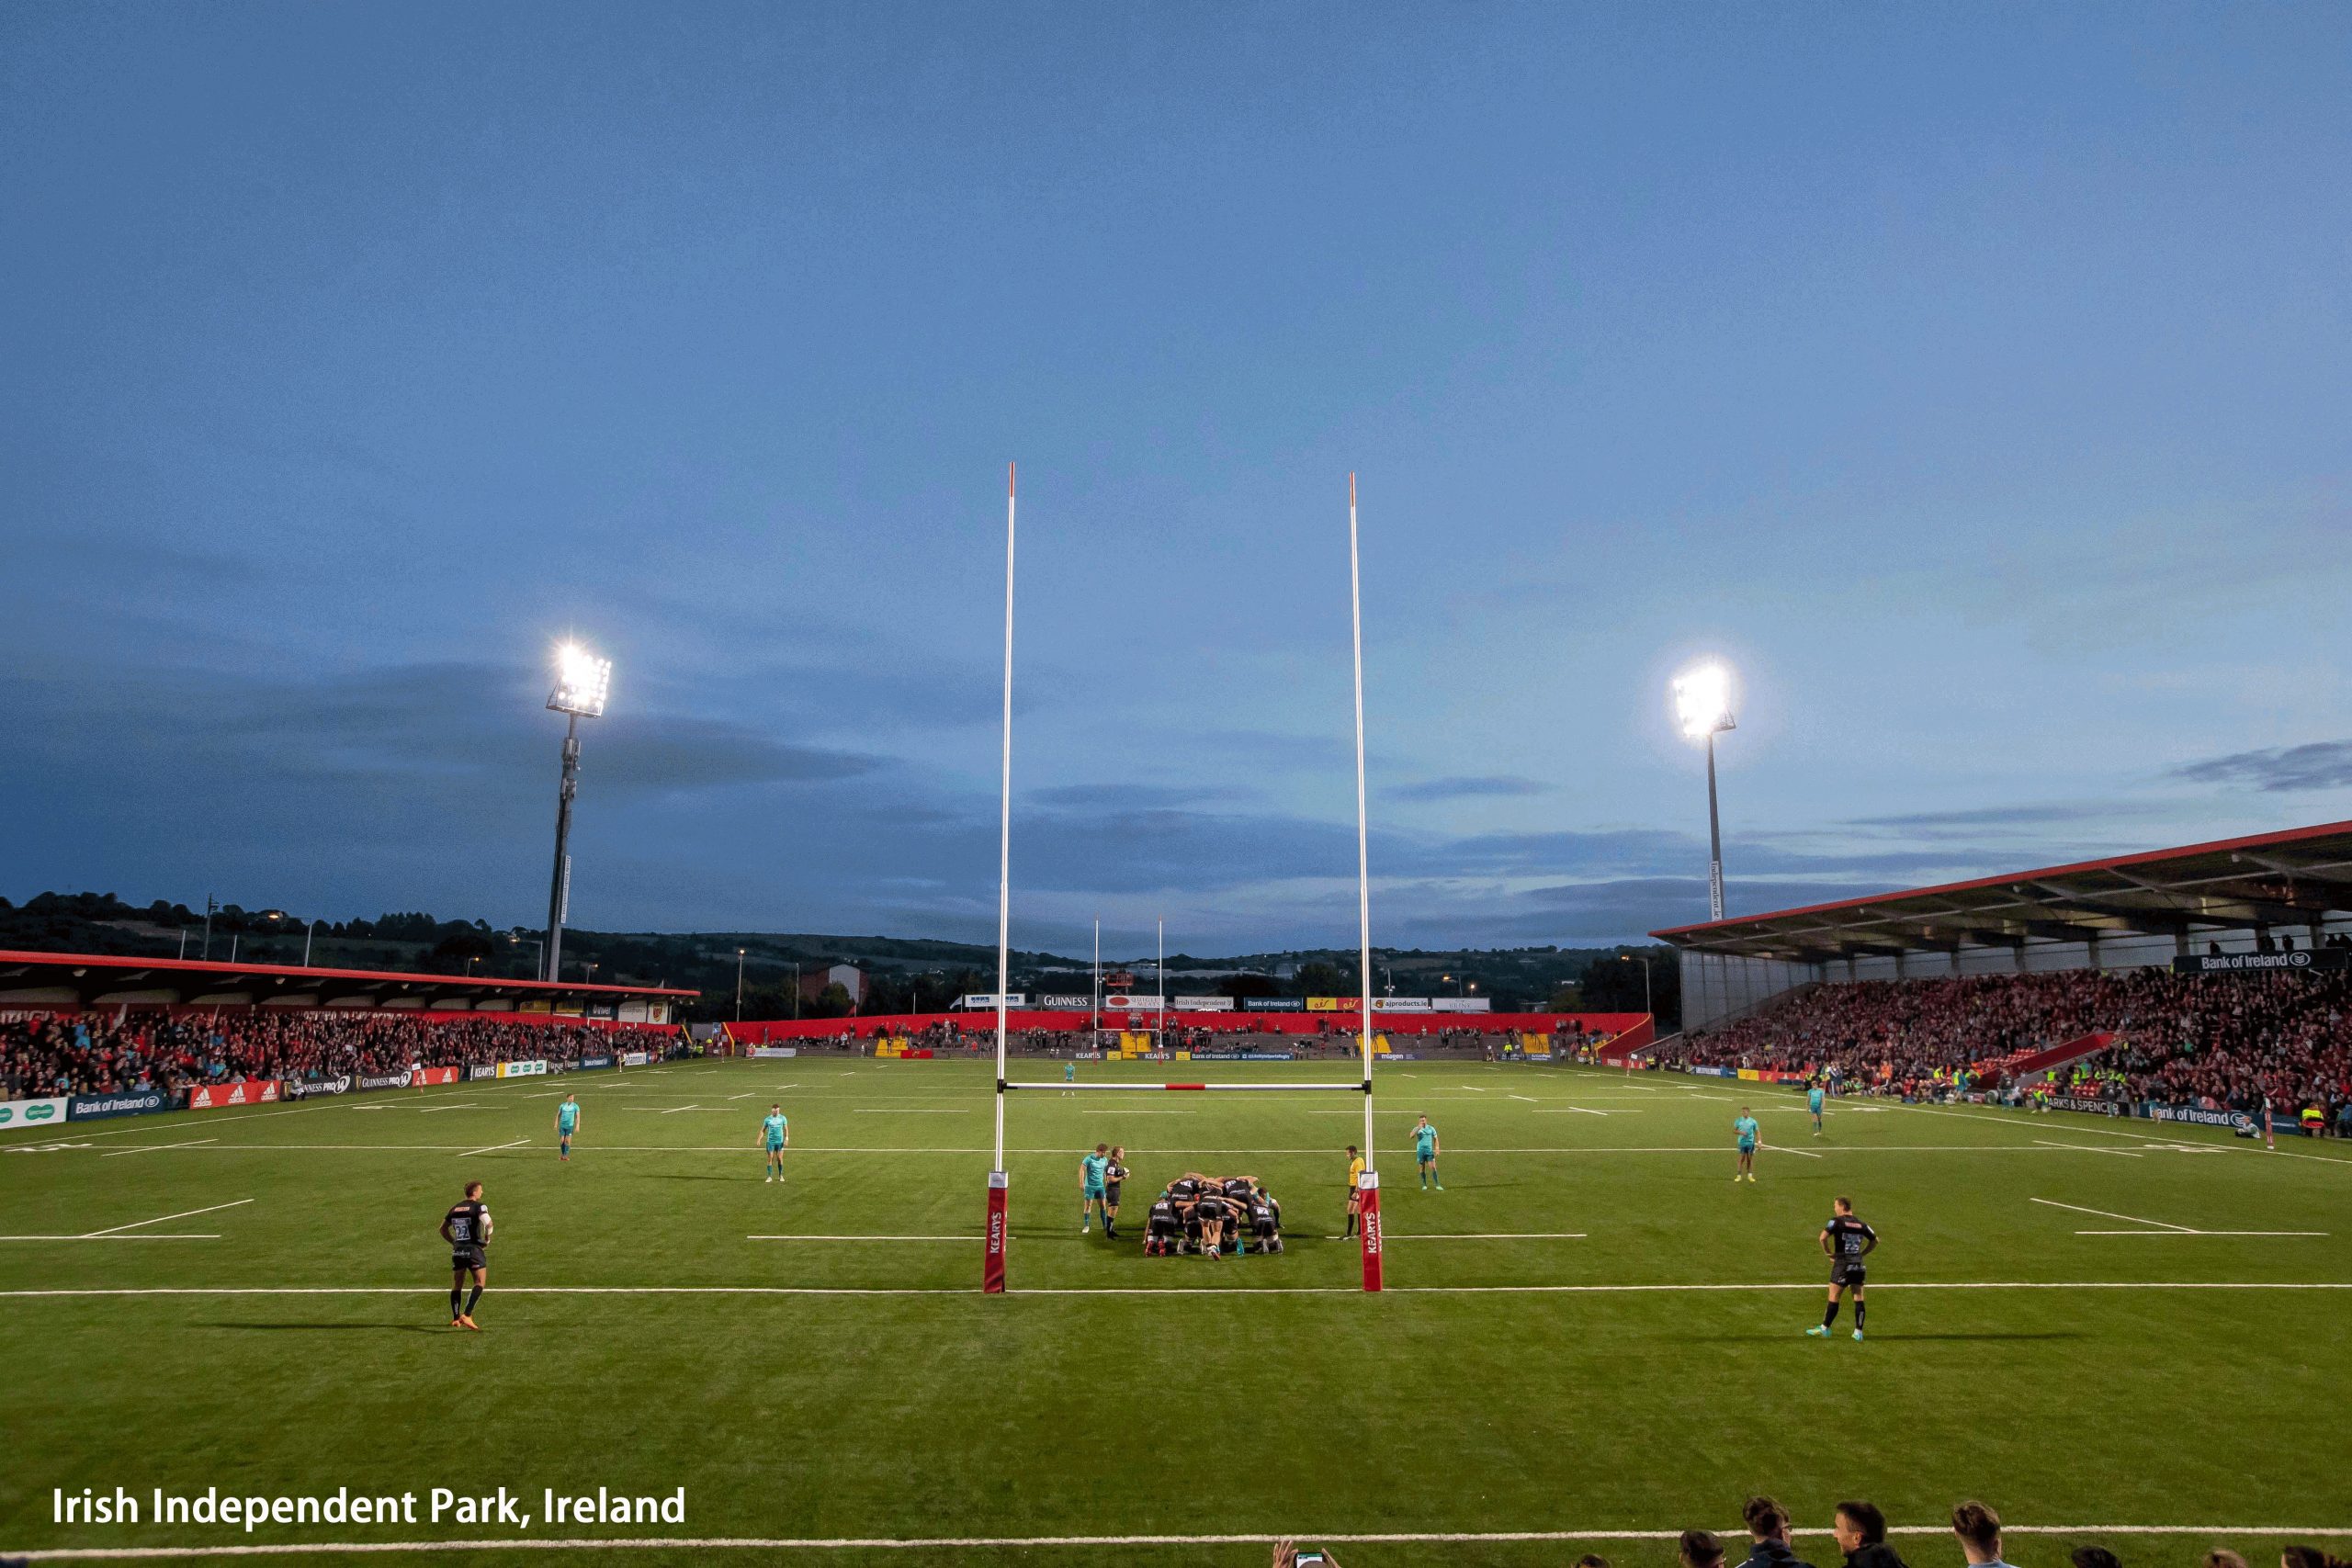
1342, 1145, 1367, 1237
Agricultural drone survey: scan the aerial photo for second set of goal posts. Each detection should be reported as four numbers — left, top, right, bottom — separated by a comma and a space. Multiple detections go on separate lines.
979, 467, 1388, 1293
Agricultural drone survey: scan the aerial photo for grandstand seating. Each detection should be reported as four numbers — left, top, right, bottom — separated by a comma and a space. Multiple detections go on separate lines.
0, 1010, 669, 1101
1664, 967, 2352, 1125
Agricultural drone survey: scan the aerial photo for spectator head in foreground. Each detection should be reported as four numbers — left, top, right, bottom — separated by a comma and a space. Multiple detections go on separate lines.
1681, 1531, 1728, 1568
1740, 1497, 1815, 1568
2069, 1547, 2121, 1568
2200, 1552, 2248, 1568
2280, 1551, 2349, 1568
1951, 1502, 2006, 1566
1834, 1502, 1907, 1568
1745, 1497, 1794, 1542
1574, 1556, 1611, 1568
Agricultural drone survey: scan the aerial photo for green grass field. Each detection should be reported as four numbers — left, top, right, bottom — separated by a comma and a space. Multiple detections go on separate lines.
5, 1055, 2348, 1568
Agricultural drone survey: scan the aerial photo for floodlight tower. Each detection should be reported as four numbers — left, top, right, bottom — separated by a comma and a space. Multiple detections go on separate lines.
543, 641, 613, 983
1672, 662, 1736, 921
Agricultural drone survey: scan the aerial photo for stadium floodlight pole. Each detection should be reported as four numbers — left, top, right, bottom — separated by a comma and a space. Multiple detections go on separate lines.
1348, 471, 1383, 1292
986, 462, 1016, 1294
736, 948, 746, 1021
302, 919, 319, 967
543, 640, 613, 981
1672, 661, 1736, 921
1091, 917, 1101, 1041
1156, 915, 1165, 1052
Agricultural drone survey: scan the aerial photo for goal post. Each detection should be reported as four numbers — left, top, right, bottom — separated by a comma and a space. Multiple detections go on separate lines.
981, 468, 1387, 1293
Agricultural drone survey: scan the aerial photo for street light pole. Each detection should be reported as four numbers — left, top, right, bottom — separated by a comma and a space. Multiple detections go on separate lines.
303, 919, 319, 967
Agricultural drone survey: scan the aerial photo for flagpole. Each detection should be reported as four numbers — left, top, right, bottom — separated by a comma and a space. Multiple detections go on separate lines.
1349, 471, 1383, 1291
985, 462, 1015, 1292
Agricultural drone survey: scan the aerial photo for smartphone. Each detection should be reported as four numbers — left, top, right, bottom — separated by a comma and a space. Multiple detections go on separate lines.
1298, 1554, 1327, 1565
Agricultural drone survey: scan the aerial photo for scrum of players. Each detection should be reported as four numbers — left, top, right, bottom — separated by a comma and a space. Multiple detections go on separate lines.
1141, 1172, 1283, 1258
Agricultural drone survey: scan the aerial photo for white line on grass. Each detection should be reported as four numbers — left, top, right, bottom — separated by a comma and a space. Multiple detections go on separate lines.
1533, 1107, 1613, 1116
1508, 1094, 1538, 1102
100, 1138, 217, 1157
748, 1235, 974, 1242
2030, 1196, 2326, 1237
0, 1234, 221, 1242
456, 1138, 531, 1158
2033, 1139, 2143, 1157
82, 1199, 254, 1236
415, 1103, 482, 1113
7, 1280, 2352, 1301
856, 1109, 968, 1114
9, 1525, 2352, 1560
1321, 1232, 1586, 1241
659, 1105, 702, 1114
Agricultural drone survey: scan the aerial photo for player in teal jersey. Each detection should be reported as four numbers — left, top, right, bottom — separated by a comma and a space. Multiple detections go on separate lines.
1063, 1060, 1077, 1096
759, 1105, 789, 1183
1735, 1108, 1761, 1182
1808, 1082, 1826, 1137
554, 1094, 581, 1161
1410, 1115, 1442, 1190
1080, 1143, 1111, 1233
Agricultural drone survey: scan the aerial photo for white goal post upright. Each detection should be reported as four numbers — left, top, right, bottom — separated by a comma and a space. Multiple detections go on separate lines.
1348, 471, 1383, 1292
985, 462, 1015, 1294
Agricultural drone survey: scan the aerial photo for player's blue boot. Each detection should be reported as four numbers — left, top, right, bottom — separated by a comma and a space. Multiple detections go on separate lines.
1852, 1329, 1865, 1341
1805, 1325, 1831, 1337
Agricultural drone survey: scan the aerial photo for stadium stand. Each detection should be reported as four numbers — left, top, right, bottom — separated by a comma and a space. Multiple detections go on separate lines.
1, 1009, 673, 1100
1654, 821, 2352, 1133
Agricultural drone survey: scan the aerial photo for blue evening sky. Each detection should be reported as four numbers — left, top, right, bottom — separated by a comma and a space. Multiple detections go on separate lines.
4, 3, 2347, 955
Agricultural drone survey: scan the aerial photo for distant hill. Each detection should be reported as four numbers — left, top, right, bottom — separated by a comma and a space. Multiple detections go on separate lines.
0, 891, 1678, 1026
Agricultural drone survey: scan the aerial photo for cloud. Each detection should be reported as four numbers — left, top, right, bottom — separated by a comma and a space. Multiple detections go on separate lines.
1390, 774, 1549, 803
2171, 741, 2352, 794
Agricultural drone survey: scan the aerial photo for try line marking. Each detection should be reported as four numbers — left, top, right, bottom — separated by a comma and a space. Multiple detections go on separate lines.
2030, 1197, 2325, 1237
7, 1524, 2352, 1559
6, 1279, 2351, 1299
0, 1198, 253, 1244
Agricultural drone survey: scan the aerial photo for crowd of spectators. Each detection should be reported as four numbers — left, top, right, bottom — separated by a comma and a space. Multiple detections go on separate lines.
768, 1019, 1618, 1059
1665, 966, 2352, 1130
1270, 1499, 2346, 1568
0, 1009, 669, 1101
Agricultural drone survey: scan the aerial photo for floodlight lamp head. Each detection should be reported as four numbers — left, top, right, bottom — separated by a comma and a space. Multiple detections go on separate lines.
1672, 662, 1736, 739
548, 642, 612, 717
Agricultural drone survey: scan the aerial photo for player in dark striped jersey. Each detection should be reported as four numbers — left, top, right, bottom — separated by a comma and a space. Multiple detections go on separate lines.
439, 1180, 492, 1331
1806, 1196, 1876, 1341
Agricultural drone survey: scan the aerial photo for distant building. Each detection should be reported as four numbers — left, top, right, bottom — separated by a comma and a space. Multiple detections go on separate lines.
797, 963, 868, 1007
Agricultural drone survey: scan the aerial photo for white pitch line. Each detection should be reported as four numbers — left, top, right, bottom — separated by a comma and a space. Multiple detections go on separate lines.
80, 1198, 254, 1237
416, 1103, 483, 1113
729, 1093, 756, 1100
0, 1234, 221, 1242
2031, 1196, 2195, 1232
6, 1524, 2352, 1561
856, 1109, 968, 1114
6, 1280, 2350, 1302
2034, 1139, 2143, 1157
1322, 1232, 1586, 1241
748, 1235, 974, 1242
2075, 1229, 2330, 1236
456, 1138, 531, 1158
1533, 1106, 1612, 1116
659, 1105, 703, 1115
1507, 1094, 1538, 1103
100, 1138, 218, 1157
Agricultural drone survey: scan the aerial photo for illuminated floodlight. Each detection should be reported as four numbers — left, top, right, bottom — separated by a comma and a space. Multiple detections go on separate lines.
548, 642, 613, 717
1672, 662, 1736, 739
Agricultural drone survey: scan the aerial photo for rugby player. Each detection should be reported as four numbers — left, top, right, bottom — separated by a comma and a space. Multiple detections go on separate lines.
438, 1179, 492, 1330
1343, 1145, 1366, 1235
1144, 1188, 1184, 1256
1064, 1059, 1077, 1096
554, 1094, 581, 1161
1193, 1182, 1233, 1259
759, 1103, 789, 1182
1411, 1116, 1442, 1190
1807, 1081, 1826, 1137
1806, 1196, 1877, 1341
1080, 1143, 1111, 1233
1735, 1107, 1761, 1182
1102, 1145, 1130, 1239
1245, 1182, 1283, 1254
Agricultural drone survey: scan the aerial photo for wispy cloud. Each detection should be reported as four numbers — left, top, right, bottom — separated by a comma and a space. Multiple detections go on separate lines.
1390, 774, 1549, 803
2172, 741, 2352, 793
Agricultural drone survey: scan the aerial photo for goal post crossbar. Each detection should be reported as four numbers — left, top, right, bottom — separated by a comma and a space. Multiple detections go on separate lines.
1001, 1080, 1370, 1093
